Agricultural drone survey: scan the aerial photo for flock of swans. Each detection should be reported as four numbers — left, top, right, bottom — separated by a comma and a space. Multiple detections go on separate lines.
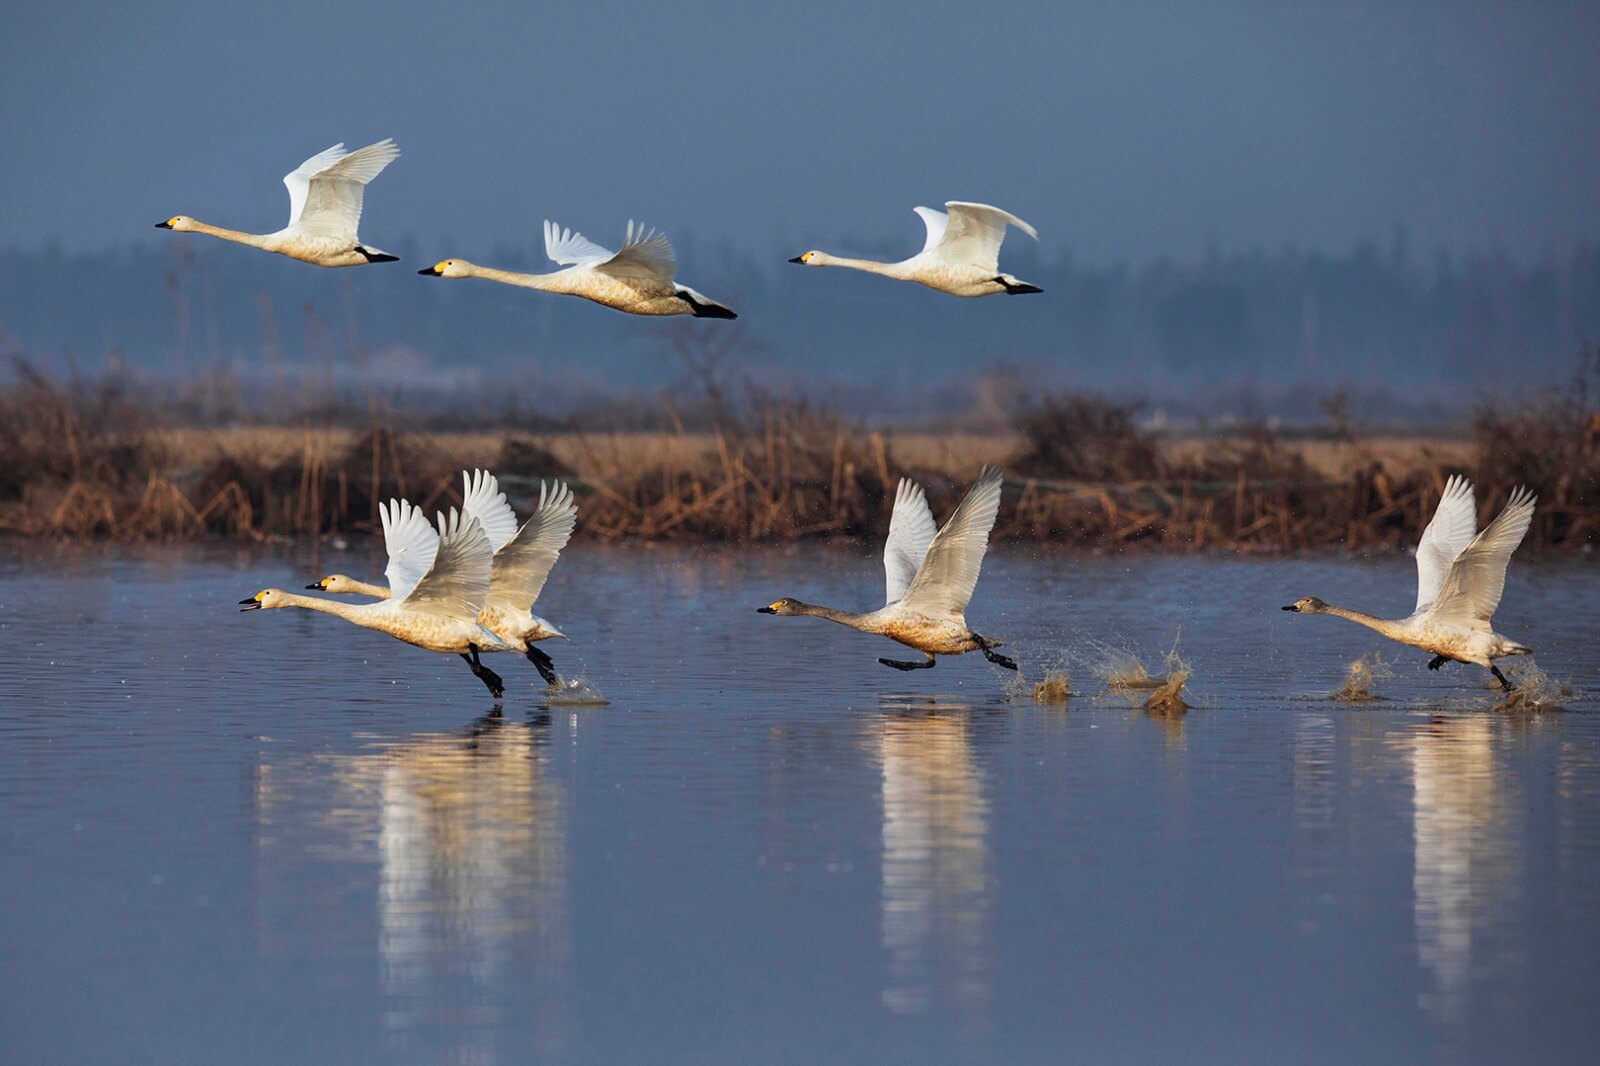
200, 138, 1542, 699
157, 139, 1043, 308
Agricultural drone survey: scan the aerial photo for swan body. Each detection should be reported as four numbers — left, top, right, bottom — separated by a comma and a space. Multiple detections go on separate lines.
789, 201, 1041, 297
759, 467, 1017, 671
244, 502, 513, 697
157, 139, 401, 267
418, 220, 736, 318
1283, 476, 1537, 687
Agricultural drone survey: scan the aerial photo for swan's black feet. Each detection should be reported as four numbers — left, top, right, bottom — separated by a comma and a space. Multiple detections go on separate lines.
982, 647, 1019, 670
1427, 655, 1448, 671
461, 645, 505, 699
880, 656, 936, 671
995, 276, 1043, 295
525, 644, 559, 687
1490, 665, 1515, 691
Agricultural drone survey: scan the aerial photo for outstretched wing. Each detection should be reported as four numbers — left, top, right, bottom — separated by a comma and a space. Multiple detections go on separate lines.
291, 138, 400, 239
381, 497, 440, 602
912, 206, 949, 255
460, 469, 521, 553
1427, 487, 1537, 629
1414, 475, 1477, 612
883, 477, 938, 606
486, 481, 578, 615
923, 201, 1038, 273
543, 220, 615, 266
398, 509, 492, 620
897, 466, 1004, 619
283, 143, 347, 227
592, 220, 676, 283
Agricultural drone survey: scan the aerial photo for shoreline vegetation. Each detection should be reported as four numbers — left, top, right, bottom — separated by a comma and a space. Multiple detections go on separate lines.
2, 351, 1597, 552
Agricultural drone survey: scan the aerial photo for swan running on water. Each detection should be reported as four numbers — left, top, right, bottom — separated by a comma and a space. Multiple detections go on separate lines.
759, 467, 1017, 672
1283, 476, 1537, 690
157, 139, 401, 267
789, 201, 1041, 297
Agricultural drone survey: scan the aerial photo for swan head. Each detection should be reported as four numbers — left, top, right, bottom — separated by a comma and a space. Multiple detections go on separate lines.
307, 574, 359, 593
788, 251, 825, 267
156, 215, 197, 231
417, 258, 471, 278
758, 597, 804, 615
239, 588, 290, 611
1282, 596, 1328, 614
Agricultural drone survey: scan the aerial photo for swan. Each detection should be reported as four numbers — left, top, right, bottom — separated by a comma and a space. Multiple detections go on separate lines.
307, 472, 577, 686
242, 502, 513, 698
758, 467, 1017, 672
417, 220, 737, 318
788, 201, 1042, 297
1283, 476, 1537, 690
157, 139, 401, 267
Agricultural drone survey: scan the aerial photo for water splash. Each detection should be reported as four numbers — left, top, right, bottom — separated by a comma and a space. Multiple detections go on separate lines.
1093, 635, 1191, 713
541, 676, 610, 706
1031, 672, 1072, 705
1332, 652, 1394, 703
1491, 659, 1570, 713
1143, 645, 1191, 715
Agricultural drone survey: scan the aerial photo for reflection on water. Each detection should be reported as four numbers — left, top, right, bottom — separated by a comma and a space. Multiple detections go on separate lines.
1406, 716, 1519, 1024
255, 711, 569, 1062
875, 696, 990, 1016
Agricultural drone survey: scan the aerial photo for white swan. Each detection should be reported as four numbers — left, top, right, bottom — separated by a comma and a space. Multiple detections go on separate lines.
307, 473, 577, 685
157, 139, 401, 267
1283, 476, 1537, 689
759, 467, 1017, 671
243, 502, 512, 698
789, 201, 1041, 297
417, 220, 737, 318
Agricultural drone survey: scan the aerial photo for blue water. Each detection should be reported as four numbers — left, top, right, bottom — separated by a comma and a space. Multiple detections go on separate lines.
1, 542, 1597, 1064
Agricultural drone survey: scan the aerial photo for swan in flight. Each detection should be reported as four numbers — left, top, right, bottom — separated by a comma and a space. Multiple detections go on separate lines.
1283, 476, 1537, 690
417, 220, 737, 318
157, 139, 401, 267
789, 201, 1042, 297
243, 502, 511, 698
758, 467, 1017, 672
308, 472, 577, 686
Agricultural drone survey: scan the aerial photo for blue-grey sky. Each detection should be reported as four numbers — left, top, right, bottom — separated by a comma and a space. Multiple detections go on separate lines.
3, 0, 1598, 264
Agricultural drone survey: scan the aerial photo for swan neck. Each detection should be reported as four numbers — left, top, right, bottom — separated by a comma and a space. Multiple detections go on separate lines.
280, 592, 371, 623
349, 580, 391, 599
817, 254, 901, 278
468, 263, 564, 291
188, 219, 274, 250
793, 602, 871, 628
1321, 603, 1406, 640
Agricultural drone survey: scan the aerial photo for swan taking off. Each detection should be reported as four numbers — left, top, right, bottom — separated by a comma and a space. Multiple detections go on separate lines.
789, 201, 1041, 297
417, 220, 737, 318
307, 472, 577, 687
1283, 476, 1537, 690
157, 139, 401, 267
242, 502, 512, 698
758, 467, 1017, 672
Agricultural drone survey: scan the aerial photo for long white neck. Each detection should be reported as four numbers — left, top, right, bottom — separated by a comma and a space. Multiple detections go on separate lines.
462, 262, 572, 293
277, 592, 378, 624
811, 252, 909, 280
790, 601, 879, 633
344, 579, 391, 600
1318, 603, 1411, 643
185, 219, 278, 252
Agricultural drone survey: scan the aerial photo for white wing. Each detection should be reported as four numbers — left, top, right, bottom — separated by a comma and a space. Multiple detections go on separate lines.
593, 220, 676, 283
1427, 487, 1536, 629
1414, 475, 1477, 612
544, 220, 615, 266
883, 477, 938, 606
922, 201, 1038, 273
283, 143, 346, 227
289, 138, 400, 239
913, 206, 949, 255
380, 497, 440, 602
398, 509, 492, 620
486, 481, 578, 616
897, 466, 1004, 619
460, 469, 521, 553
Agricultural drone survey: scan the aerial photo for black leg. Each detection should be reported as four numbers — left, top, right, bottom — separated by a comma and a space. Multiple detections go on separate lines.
461, 644, 505, 699
1490, 665, 1514, 691
879, 656, 936, 671
1428, 655, 1448, 671
972, 634, 1019, 671
525, 643, 559, 687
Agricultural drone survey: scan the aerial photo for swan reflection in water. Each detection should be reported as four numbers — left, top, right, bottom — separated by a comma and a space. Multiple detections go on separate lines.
254, 709, 570, 1060
1406, 715, 1519, 1023
875, 695, 992, 1016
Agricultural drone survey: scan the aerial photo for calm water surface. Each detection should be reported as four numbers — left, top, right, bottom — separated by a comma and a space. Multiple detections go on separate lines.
1, 542, 1597, 1064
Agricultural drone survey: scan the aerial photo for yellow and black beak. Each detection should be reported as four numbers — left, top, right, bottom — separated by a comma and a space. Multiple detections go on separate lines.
787, 255, 805, 264
155, 219, 175, 229
757, 603, 778, 614
1281, 604, 1300, 612
239, 596, 263, 612
305, 581, 326, 590
417, 262, 444, 276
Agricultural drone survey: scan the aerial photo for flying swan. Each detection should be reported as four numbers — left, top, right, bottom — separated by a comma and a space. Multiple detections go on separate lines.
417, 220, 736, 318
758, 467, 1017, 672
1283, 476, 1537, 689
789, 201, 1041, 297
157, 138, 402, 267
242, 502, 512, 698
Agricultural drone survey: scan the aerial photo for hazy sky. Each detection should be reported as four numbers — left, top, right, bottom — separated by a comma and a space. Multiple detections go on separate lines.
4, 1, 1598, 264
